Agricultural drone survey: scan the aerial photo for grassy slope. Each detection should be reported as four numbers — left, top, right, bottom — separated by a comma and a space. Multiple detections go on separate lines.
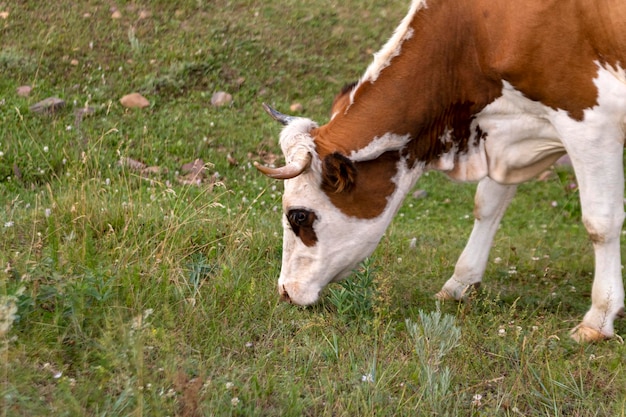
1, 1, 625, 416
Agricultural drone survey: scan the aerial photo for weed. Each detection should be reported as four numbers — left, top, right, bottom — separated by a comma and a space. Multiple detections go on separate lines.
406, 303, 462, 415
327, 258, 377, 323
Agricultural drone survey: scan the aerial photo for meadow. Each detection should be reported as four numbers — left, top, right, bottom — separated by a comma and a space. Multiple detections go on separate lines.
1, 1, 625, 415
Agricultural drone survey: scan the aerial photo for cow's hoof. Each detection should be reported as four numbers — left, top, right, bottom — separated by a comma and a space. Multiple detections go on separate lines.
434, 289, 454, 301
435, 283, 480, 301
569, 324, 609, 343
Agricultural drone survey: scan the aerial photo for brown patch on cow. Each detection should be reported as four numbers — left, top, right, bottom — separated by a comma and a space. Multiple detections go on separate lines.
322, 151, 400, 219
287, 209, 318, 247
470, 1, 619, 121
308, 0, 626, 217
321, 152, 357, 193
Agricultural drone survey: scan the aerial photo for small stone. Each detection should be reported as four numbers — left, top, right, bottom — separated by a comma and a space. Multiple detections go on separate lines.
119, 157, 147, 171
138, 10, 151, 19
227, 153, 238, 166
290, 102, 303, 112
74, 106, 96, 118
111, 10, 122, 19
412, 189, 428, 199
30, 97, 65, 114
16, 86, 32, 97
120, 93, 149, 108
537, 170, 553, 181
0, 11, 9, 19
181, 158, 205, 175
555, 154, 572, 167
211, 91, 232, 107
70, 59, 79, 66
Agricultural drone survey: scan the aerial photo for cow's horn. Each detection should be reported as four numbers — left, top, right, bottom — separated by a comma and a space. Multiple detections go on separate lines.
254, 150, 312, 179
262, 103, 295, 125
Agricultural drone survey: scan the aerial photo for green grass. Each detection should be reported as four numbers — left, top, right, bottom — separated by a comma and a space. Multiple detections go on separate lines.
1, 1, 626, 415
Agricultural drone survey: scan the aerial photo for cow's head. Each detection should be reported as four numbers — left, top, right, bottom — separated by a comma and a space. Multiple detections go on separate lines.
255, 103, 403, 305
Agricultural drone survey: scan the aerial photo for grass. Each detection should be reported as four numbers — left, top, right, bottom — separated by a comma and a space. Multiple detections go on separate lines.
1, 0, 626, 415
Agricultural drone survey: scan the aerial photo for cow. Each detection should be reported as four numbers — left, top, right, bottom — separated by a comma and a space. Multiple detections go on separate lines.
254, 0, 626, 342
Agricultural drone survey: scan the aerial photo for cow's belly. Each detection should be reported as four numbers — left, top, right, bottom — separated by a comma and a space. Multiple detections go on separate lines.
480, 113, 565, 184
477, 84, 566, 184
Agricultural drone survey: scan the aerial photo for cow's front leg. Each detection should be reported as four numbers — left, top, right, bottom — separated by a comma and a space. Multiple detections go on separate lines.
563, 135, 625, 342
436, 177, 517, 301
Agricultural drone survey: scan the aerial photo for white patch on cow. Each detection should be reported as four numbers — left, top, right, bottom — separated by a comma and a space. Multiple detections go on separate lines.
439, 63, 626, 338
350, 0, 425, 105
278, 118, 318, 160
348, 132, 412, 162
602, 61, 626, 86
546, 64, 626, 338
277, 154, 424, 306
470, 82, 565, 184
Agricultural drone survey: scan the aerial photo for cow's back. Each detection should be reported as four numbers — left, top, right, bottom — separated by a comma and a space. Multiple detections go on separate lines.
468, 0, 626, 120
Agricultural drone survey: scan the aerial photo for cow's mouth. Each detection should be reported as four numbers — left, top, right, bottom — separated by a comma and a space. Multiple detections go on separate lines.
279, 285, 292, 303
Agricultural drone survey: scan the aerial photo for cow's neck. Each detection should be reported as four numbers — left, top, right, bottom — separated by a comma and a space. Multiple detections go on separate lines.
315, 0, 500, 165
312, 0, 501, 220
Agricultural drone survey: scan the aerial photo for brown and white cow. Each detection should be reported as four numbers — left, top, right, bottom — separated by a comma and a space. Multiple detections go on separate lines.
255, 0, 626, 342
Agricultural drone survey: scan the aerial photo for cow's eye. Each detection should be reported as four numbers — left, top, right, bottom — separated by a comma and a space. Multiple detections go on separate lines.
288, 209, 312, 227
286, 209, 318, 247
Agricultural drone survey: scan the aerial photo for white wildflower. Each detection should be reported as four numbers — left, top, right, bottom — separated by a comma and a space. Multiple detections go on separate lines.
231, 397, 240, 406
225, 382, 234, 390
361, 373, 374, 383
4, 221, 14, 228
471, 393, 483, 407
0, 295, 19, 337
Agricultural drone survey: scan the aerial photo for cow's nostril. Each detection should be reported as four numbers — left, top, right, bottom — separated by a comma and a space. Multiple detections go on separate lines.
280, 285, 292, 303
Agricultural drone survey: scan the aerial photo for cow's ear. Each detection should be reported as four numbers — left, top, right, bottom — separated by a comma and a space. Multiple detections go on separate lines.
321, 152, 357, 193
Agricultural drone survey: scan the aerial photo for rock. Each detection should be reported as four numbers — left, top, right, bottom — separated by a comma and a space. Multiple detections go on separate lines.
30, 97, 65, 114
290, 102, 303, 112
74, 106, 96, 118
70, 59, 79, 66
0, 11, 8, 19
537, 170, 553, 182
120, 93, 150, 109
555, 154, 572, 167
227, 153, 238, 166
16, 86, 32, 97
111, 10, 122, 19
181, 158, 205, 175
119, 157, 147, 171
138, 10, 151, 19
412, 189, 428, 199
211, 91, 232, 107
179, 159, 206, 185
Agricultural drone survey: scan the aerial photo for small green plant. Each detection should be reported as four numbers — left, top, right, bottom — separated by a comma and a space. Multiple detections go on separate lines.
327, 258, 377, 322
405, 303, 462, 415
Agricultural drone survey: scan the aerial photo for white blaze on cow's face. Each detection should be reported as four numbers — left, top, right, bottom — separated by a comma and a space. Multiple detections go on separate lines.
278, 171, 383, 305
264, 117, 422, 305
